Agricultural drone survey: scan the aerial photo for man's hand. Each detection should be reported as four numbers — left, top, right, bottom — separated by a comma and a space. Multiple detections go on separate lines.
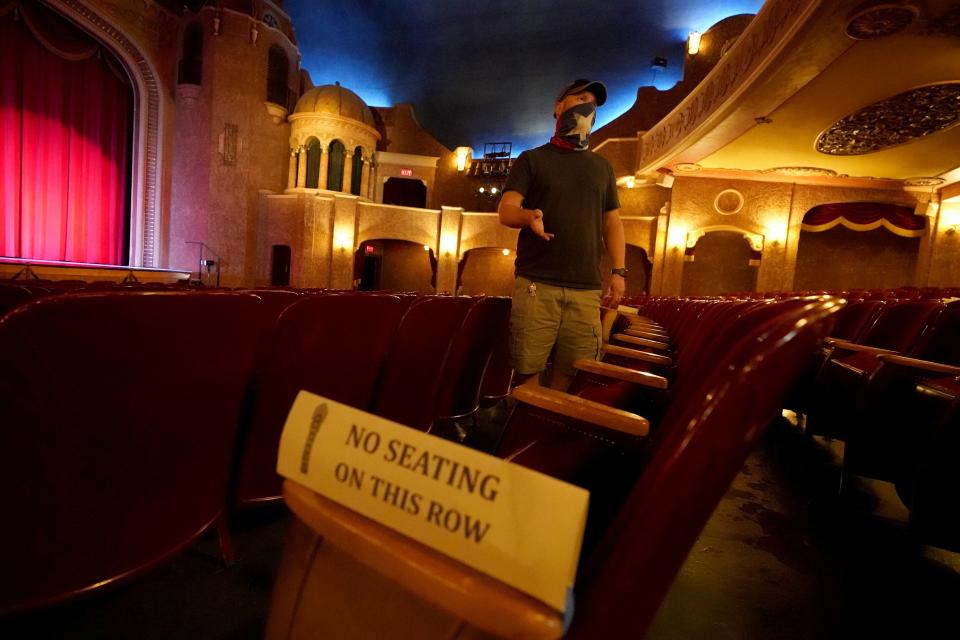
603, 274, 625, 308
528, 209, 554, 241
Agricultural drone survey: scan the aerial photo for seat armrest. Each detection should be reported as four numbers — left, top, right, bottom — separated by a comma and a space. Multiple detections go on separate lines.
603, 343, 673, 366
828, 339, 898, 356
283, 481, 565, 640
623, 328, 670, 341
573, 359, 669, 389
613, 333, 670, 351
877, 354, 960, 376
512, 383, 650, 437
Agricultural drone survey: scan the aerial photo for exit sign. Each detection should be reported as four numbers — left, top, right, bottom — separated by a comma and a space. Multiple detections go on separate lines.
400, 168, 413, 177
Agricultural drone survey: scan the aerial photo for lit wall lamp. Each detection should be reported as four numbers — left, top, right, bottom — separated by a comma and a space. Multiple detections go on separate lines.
667, 225, 688, 251
333, 229, 353, 252
501, 248, 510, 256
765, 219, 789, 246
941, 203, 960, 234
454, 147, 472, 172
687, 31, 702, 56
440, 233, 458, 257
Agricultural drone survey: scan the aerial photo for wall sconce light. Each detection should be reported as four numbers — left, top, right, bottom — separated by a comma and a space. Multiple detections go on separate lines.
423, 244, 431, 252
625, 176, 636, 189
501, 248, 510, 256
667, 225, 688, 251
333, 230, 352, 252
687, 31, 702, 55
454, 147, 472, 172
440, 234, 458, 257
765, 220, 789, 247
941, 205, 960, 234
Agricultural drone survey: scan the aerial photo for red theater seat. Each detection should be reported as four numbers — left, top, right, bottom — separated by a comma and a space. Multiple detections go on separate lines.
233, 294, 407, 507
372, 296, 477, 432
0, 291, 264, 615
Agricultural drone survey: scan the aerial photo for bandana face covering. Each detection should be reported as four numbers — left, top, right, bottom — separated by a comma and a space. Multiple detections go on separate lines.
551, 102, 596, 151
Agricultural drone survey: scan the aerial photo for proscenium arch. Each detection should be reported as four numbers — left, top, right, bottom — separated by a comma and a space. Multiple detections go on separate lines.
46, 0, 163, 268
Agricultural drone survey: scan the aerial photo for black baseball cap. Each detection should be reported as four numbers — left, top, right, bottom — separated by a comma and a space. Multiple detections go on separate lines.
555, 79, 607, 106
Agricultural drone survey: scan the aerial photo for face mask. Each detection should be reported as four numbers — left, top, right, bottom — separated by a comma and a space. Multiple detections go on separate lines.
552, 102, 596, 151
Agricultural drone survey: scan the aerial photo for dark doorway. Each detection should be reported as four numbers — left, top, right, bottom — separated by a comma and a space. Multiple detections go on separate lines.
354, 239, 436, 292
270, 245, 291, 286
680, 231, 758, 295
383, 177, 427, 208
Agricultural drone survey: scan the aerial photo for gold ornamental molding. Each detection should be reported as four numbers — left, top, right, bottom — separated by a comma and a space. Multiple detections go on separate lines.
816, 83, 960, 155
637, 0, 831, 174
47, 0, 163, 268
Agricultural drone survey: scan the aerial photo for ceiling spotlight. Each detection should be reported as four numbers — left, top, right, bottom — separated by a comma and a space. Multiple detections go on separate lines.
491, 187, 498, 194
479, 187, 486, 194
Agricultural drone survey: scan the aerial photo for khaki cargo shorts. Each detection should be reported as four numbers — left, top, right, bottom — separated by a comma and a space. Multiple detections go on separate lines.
509, 276, 603, 376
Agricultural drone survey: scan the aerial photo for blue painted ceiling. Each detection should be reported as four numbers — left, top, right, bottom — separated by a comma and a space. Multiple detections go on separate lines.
285, 1, 763, 155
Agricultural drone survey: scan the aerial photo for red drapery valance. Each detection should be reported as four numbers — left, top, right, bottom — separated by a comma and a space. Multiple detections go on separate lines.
0, 1, 132, 265
801, 202, 925, 238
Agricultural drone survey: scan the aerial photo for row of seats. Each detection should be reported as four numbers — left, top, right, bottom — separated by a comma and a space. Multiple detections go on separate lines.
0, 289, 510, 616
787, 297, 960, 551
267, 295, 844, 639
629, 285, 960, 302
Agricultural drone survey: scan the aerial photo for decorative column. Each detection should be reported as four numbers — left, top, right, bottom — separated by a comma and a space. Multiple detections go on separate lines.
343, 153, 354, 194
296, 146, 307, 189
287, 149, 297, 189
360, 157, 370, 199
319, 144, 329, 190
436, 206, 463, 294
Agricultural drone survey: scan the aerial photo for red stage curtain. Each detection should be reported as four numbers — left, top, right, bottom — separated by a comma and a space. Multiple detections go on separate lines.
801, 202, 925, 238
0, 1, 131, 265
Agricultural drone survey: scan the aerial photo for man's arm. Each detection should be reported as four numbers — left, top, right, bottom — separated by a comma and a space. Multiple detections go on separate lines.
498, 191, 554, 241
602, 208, 626, 307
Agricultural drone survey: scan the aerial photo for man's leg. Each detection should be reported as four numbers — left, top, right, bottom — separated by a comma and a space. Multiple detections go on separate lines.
509, 277, 562, 387
553, 287, 603, 391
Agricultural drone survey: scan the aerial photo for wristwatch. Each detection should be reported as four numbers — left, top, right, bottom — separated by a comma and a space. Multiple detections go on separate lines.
611, 267, 628, 278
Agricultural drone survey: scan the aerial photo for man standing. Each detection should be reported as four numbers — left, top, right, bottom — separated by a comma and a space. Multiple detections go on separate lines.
498, 79, 626, 391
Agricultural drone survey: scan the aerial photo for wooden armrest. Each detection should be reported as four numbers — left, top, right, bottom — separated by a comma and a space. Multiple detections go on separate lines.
573, 359, 669, 389
513, 383, 650, 437
603, 343, 673, 366
623, 328, 670, 340
877, 354, 960, 376
616, 305, 639, 316
829, 339, 898, 356
283, 481, 565, 640
614, 333, 670, 350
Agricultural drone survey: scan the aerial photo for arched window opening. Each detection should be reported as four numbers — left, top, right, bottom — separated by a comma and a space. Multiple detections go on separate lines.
327, 140, 346, 192
266, 45, 289, 108
178, 22, 203, 85
304, 139, 321, 189
351, 146, 363, 196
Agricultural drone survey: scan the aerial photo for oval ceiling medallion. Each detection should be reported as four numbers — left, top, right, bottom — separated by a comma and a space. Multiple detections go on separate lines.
675, 163, 701, 172
714, 189, 744, 216
816, 83, 960, 155
760, 167, 838, 177
904, 177, 946, 187
845, 3, 919, 39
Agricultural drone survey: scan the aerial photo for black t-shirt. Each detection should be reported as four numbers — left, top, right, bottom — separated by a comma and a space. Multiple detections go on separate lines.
503, 143, 620, 289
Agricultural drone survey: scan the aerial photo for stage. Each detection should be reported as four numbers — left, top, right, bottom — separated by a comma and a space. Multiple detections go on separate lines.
0, 258, 191, 284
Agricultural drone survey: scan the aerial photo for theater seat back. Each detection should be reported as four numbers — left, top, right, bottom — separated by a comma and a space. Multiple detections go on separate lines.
233, 294, 407, 506
568, 298, 843, 639
0, 291, 263, 615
